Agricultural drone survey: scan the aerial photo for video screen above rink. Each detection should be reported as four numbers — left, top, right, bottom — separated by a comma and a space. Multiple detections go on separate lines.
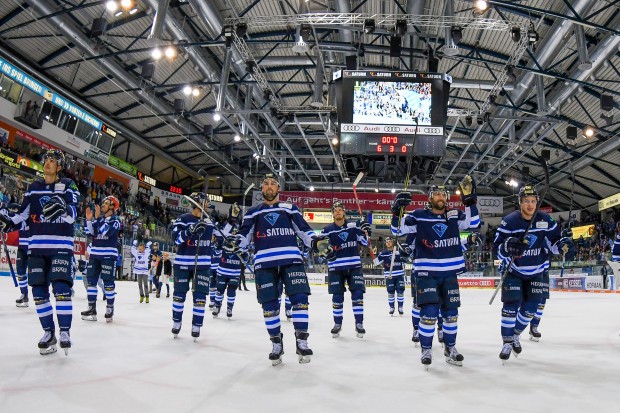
335, 71, 451, 156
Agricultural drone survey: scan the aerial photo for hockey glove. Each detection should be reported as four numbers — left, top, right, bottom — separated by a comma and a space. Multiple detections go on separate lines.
391, 191, 412, 215
502, 237, 527, 257
359, 219, 372, 236
77, 259, 88, 273
225, 235, 241, 254
558, 237, 576, 260
319, 246, 337, 262
0, 208, 14, 232
310, 234, 324, 254
238, 249, 250, 263
42, 195, 67, 222
397, 243, 413, 257
459, 175, 477, 206
189, 221, 209, 237
467, 232, 482, 249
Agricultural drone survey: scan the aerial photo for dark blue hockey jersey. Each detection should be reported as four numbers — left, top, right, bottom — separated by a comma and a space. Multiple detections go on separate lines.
391, 205, 479, 277
11, 178, 78, 255
612, 234, 620, 261
171, 213, 214, 268
321, 220, 368, 271
493, 211, 561, 278
236, 201, 315, 270
374, 249, 405, 277
17, 223, 29, 252
86, 215, 121, 260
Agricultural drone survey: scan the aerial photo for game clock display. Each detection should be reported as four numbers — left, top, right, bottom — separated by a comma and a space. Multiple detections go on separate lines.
371, 135, 409, 153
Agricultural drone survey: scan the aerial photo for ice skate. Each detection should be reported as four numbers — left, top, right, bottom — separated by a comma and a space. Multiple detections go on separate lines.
269, 334, 284, 366
444, 346, 464, 367
15, 294, 29, 308
38, 331, 57, 355
421, 348, 432, 371
398, 305, 404, 316
389, 307, 395, 316
81, 305, 97, 321
411, 329, 420, 347
226, 308, 233, 319
212, 305, 221, 318
140, 295, 144, 303
145, 296, 149, 304
512, 334, 522, 357
104, 305, 114, 323
499, 342, 512, 364
529, 325, 541, 342
295, 331, 313, 363
331, 324, 342, 338
208, 302, 215, 310
172, 321, 182, 338
191, 325, 200, 342
59, 331, 71, 355
355, 323, 366, 338
285, 309, 292, 321
437, 328, 445, 348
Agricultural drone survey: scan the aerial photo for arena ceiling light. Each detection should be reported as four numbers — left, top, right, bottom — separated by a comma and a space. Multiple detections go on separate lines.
363, 19, 375, 34
234, 134, 241, 142
394, 19, 407, 37
164, 46, 177, 59
511, 26, 521, 43
474, 1, 488, 11
183, 85, 192, 96
151, 48, 162, 60
583, 127, 595, 138
105, 1, 118, 12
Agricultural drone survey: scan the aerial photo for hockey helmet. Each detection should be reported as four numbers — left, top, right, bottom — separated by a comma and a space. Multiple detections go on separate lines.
102, 195, 120, 211
261, 173, 280, 188
43, 149, 66, 168
331, 200, 345, 213
189, 192, 208, 208
518, 185, 538, 202
428, 185, 448, 199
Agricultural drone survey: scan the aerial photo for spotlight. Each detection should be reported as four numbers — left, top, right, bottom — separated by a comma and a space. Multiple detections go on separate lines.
363, 19, 376, 34
489, 95, 497, 110
465, 116, 473, 126
106, 1, 118, 12
234, 134, 241, 142
151, 48, 162, 60
164, 46, 177, 59
299, 24, 312, 42
505, 65, 517, 82
235, 23, 248, 37
584, 127, 594, 138
213, 113, 221, 121
120, 0, 132, 9
455, 189, 461, 195
374, 188, 379, 193
474, 0, 488, 11
391, 187, 396, 193
394, 19, 407, 37
477, 116, 484, 126
511, 26, 521, 43
309, 185, 315, 191
331, 137, 338, 145
245, 60, 257, 74
600, 113, 613, 127
183, 85, 192, 95
114, 10, 123, 17
192, 88, 199, 97
263, 89, 273, 101
528, 24, 539, 45
222, 24, 235, 47
451, 27, 462, 45
129, 7, 138, 15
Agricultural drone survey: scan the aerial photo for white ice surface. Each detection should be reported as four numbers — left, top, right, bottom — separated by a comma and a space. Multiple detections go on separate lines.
1, 280, 619, 413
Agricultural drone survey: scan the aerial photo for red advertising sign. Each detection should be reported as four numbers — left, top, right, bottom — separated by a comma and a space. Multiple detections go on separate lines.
279, 191, 464, 211
15, 129, 57, 150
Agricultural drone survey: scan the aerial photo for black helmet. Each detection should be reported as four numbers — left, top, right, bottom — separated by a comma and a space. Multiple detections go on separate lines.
428, 185, 448, 199
518, 185, 538, 202
261, 173, 280, 187
331, 200, 345, 213
189, 192, 208, 209
43, 149, 66, 168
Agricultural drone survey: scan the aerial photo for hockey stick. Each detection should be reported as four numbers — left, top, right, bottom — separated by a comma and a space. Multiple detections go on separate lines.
242, 183, 255, 215
352, 171, 376, 260
489, 156, 550, 305
183, 195, 256, 276
1, 231, 17, 287
559, 162, 575, 278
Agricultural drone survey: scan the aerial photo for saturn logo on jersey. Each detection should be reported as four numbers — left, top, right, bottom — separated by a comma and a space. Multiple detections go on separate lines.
432, 223, 448, 237
38, 196, 51, 208
524, 234, 537, 247
264, 212, 280, 226
338, 232, 349, 242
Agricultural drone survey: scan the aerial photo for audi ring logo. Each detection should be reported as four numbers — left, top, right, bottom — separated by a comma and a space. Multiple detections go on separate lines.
383, 126, 401, 132
342, 125, 360, 132
479, 199, 500, 207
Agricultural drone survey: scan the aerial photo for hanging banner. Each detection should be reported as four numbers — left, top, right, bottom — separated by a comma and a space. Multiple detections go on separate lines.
477, 196, 503, 215
108, 155, 137, 177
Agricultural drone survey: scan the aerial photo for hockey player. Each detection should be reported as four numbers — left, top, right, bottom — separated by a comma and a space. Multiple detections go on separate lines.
213, 225, 242, 319
493, 185, 573, 362
170, 192, 215, 340
373, 237, 406, 316
209, 235, 222, 309
131, 240, 151, 303
319, 201, 371, 338
7, 203, 30, 308
148, 242, 162, 295
0, 149, 79, 355
391, 176, 480, 369
227, 173, 318, 365
81, 195, 121, 322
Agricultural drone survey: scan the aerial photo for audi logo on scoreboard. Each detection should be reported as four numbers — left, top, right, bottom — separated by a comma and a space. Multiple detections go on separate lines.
384, 126, 401, 132
340, 124, 444, 136
341, 124, 361, 132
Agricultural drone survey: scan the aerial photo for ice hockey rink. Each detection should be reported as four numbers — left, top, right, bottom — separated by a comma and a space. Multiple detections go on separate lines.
1, 280, 619, 413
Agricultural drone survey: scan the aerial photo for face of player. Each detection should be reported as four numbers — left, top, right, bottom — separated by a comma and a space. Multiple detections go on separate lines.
386, 239, 394, 248
101, 200, 111, 215
332, 207, 345, 221
138, 245, 145, 252
520, 195, 538, 219
261, 178, 279, 202
429, 190, 447, 212
43, 157, 61, 179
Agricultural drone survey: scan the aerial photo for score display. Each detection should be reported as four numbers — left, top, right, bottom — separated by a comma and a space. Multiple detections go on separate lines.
335, 71, 450, 156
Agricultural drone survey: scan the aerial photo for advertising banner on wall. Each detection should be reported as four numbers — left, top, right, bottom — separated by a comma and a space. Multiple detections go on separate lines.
476, 196, 503, 215
108, 155, 137, 177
